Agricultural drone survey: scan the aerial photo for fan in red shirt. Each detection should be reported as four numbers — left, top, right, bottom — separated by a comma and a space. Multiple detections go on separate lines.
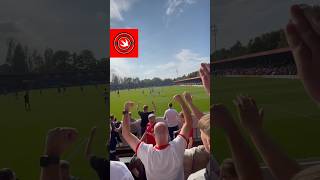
140, 113, 156, 146
175, 112, 193, 148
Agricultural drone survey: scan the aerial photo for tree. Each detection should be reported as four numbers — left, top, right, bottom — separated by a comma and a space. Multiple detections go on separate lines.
12, 43, 27, 73
5, 38, 16, 66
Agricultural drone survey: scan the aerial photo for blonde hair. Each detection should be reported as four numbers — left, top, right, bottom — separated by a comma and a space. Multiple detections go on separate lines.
198, 114, 210, 136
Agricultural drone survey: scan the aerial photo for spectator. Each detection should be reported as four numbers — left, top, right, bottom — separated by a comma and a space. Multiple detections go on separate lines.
163, 102, 180, 140
137, 102, 156, 136
0, 168, 16, 180
122, 94, 192, 180
175, 112, 193, 149
140, 113, 156, 146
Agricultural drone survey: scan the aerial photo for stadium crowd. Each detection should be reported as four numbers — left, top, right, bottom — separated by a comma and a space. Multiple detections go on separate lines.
1, 4, 320, 180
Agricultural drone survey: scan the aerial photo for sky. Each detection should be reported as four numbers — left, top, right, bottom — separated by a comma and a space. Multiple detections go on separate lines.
212, 0, 320, 51
0, 0, 107, 64
110, 0, 210, 80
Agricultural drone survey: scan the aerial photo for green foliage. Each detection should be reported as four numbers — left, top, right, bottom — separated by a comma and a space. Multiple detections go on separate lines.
213, 29, 289, 60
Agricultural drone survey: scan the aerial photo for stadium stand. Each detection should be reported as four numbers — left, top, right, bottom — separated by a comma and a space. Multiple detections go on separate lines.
213, 48, 297, 76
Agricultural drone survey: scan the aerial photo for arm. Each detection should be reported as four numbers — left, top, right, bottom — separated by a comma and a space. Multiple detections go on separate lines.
122, 101, 141, 152
285, 5, 320, 104
152, 101, 156, 114
235, 96, 300, 180
213, 104, 263, 180
173, 95, 192, 138
199, 63, 210, 96
140, 132, 147, 142
40, 127, 78, 180
85, 127, 97, 160
183, 92, 205, 120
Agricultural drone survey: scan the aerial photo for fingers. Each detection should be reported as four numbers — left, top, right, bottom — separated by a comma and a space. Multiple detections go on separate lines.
291, 5, 320, 50
285, 21, 312, 79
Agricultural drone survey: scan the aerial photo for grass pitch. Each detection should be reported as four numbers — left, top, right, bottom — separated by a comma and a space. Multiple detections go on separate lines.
213, 77, 320, 162
0, 85, 107, 179
110, 86, 210, 121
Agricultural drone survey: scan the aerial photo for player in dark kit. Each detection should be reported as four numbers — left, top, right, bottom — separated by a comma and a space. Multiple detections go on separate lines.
24, 91, 31, 111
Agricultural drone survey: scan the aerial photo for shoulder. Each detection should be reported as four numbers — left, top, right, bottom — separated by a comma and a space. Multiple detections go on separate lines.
110, 161, 133, 178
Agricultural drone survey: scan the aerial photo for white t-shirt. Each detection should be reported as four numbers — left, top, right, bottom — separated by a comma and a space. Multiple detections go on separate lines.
137, 135, 188, 180
110, 161, 134, 180
164, 108, 179, 127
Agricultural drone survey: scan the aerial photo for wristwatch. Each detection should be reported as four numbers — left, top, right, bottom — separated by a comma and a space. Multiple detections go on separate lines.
40, 155, 60, 167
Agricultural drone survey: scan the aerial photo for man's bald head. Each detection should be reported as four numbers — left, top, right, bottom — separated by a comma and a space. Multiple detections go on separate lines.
154, 122, 169, 145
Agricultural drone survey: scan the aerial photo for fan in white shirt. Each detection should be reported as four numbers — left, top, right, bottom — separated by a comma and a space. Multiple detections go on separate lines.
164, 103, 180, 141
121, 94, 193, 180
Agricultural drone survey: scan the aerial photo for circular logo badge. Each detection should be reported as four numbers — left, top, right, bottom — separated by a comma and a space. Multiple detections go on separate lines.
113, 32, 135, 54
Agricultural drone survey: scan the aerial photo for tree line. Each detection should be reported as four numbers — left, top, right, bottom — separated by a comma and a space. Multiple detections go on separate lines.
212, 29, 288, 60
110, 74, 174, 90
0, 38, 106, 74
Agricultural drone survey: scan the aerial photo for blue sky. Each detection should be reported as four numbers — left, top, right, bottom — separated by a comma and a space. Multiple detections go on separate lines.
212, 0, 320, 50
110, 0, 210, 79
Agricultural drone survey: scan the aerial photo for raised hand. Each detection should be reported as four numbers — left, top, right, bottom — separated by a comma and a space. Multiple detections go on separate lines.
285, 5, 320, 103
173, 94, 183, 104
199, 63, 210, 96
45, 127, 79, 157
212, 104, 235, 132
183, 92, 193, 103
124, 101, 135, 111
234, 96, 264, 132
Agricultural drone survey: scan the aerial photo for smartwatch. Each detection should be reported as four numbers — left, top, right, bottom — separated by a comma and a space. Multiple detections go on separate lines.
40, 155, 60, 167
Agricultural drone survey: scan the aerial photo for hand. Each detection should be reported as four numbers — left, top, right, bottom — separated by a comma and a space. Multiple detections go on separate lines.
199, 63, 210, 96
234, 95, 264, 133
124, 101, 135, 111
285, 5, 320, 103
183, 92, 192, 103
173, 94, 183, 103
45, 127, 78, 157
212, 104, 235, 132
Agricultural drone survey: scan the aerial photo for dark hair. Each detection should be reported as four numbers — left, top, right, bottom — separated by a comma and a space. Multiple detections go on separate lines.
169, 103, 173, 108
110, 114, 114, 119
0, 168, 15, 180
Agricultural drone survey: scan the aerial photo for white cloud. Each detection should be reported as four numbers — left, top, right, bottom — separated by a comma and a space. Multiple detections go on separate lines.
175, 49, 207, 62
110, 49, 208, 79
110, 0, 137, 22
153, 49, 209, 78
166, 0, 197, 16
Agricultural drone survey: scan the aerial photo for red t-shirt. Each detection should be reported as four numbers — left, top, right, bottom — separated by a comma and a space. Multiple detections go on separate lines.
145, 122, 156, 146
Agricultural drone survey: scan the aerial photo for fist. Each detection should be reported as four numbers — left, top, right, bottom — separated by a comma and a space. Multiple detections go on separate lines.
124, 101, 135, 111
45, 127, 78, 156
183, 92, 192, 103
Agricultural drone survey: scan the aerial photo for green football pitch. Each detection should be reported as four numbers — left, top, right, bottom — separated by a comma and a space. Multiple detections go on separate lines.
213, 77, 320, 162
0, 85, 108, 179
110, 86, 210, 120
0, 85, 209, 179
